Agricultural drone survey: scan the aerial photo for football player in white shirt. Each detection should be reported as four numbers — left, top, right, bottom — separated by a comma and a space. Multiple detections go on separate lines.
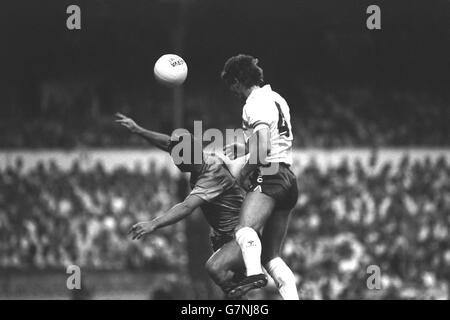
219, 54, 300, 299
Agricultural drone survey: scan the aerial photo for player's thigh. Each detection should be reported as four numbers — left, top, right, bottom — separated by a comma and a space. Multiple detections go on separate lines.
207, 240, 244, 274
237, 191, 276, 232
261, 209, 291, 264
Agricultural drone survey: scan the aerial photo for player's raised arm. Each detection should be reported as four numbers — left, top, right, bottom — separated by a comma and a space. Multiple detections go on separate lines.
128, 195, 205, 240
115, 113, 171, 152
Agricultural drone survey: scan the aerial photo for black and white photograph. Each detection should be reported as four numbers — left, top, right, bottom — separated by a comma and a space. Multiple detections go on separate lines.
0, 0, 449, 304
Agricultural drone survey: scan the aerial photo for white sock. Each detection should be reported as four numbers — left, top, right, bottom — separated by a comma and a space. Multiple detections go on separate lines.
265, 257, 299, 300
235, 227, 263, 276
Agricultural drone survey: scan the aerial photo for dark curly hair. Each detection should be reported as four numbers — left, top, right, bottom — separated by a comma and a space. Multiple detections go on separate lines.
221, 54, 264, 88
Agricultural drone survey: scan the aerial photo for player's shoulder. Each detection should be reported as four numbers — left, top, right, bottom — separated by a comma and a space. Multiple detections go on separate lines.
244, 85, 278, 114
271, 89, 288, 106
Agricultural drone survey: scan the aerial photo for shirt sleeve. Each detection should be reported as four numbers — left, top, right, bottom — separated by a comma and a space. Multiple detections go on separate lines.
243, 97, 277, 133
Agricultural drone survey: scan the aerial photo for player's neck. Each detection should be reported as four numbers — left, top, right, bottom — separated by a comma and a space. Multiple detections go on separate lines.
243, 85, 260, 99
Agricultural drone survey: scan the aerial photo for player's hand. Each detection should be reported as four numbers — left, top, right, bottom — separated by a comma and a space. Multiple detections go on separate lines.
238, 163, 259, 190
128, 221, 157, 240
224, 142, 246, 159
115, 113, 139, 133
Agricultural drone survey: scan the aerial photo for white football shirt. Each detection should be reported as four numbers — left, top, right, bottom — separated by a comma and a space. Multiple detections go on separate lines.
242, 84, 293, 165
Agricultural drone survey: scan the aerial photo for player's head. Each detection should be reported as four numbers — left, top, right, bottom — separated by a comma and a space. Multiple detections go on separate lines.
221, 54, 264, 99
169, 133, 204, 173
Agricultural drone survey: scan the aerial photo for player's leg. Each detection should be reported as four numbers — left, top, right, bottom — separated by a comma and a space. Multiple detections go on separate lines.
235, 190, 276, 276
229, 165, 298, 298
261, 209, 299, 300
205, 240, 244, 290
235, 191, 275, 282
261, 208, 290, 263
226, 191, 275, 298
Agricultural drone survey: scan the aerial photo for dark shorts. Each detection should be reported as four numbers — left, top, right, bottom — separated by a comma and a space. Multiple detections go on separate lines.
246, 163, 299, 210
210, 232, 234, 252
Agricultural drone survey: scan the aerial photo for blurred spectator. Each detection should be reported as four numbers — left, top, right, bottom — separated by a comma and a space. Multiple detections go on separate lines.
0, 159, 185, 272
286, 154, 450, 299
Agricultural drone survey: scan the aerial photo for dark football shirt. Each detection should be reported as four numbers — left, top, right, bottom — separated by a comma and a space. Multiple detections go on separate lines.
189, 153, 244, 237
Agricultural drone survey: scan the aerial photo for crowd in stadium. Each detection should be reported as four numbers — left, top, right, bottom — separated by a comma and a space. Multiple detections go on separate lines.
0, 88, 447, 149
0, 159, 186, 271
1, 153, 449, 299
287, 155, 450, 299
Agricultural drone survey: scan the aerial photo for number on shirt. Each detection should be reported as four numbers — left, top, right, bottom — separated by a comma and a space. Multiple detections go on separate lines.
275, 102, 290, 137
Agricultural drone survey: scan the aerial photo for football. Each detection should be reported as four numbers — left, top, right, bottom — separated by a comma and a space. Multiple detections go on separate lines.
153, 54, 188, 87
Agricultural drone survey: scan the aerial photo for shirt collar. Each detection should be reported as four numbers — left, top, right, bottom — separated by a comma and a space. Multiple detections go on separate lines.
246, 84, 271, 104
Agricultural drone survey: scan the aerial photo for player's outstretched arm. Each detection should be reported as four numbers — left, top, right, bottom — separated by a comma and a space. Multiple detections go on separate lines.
115, 113, 171, 152
128, 195, 205, 240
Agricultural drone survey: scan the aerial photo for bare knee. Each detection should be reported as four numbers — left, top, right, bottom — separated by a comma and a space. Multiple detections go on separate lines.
235, 221, 265, 234
235, 225, 261, 238
205, 258, 221, 280
205, 258, 232, 285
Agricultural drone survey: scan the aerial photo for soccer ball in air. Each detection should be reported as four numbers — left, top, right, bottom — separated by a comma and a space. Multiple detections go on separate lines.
153, 54, 188, 87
